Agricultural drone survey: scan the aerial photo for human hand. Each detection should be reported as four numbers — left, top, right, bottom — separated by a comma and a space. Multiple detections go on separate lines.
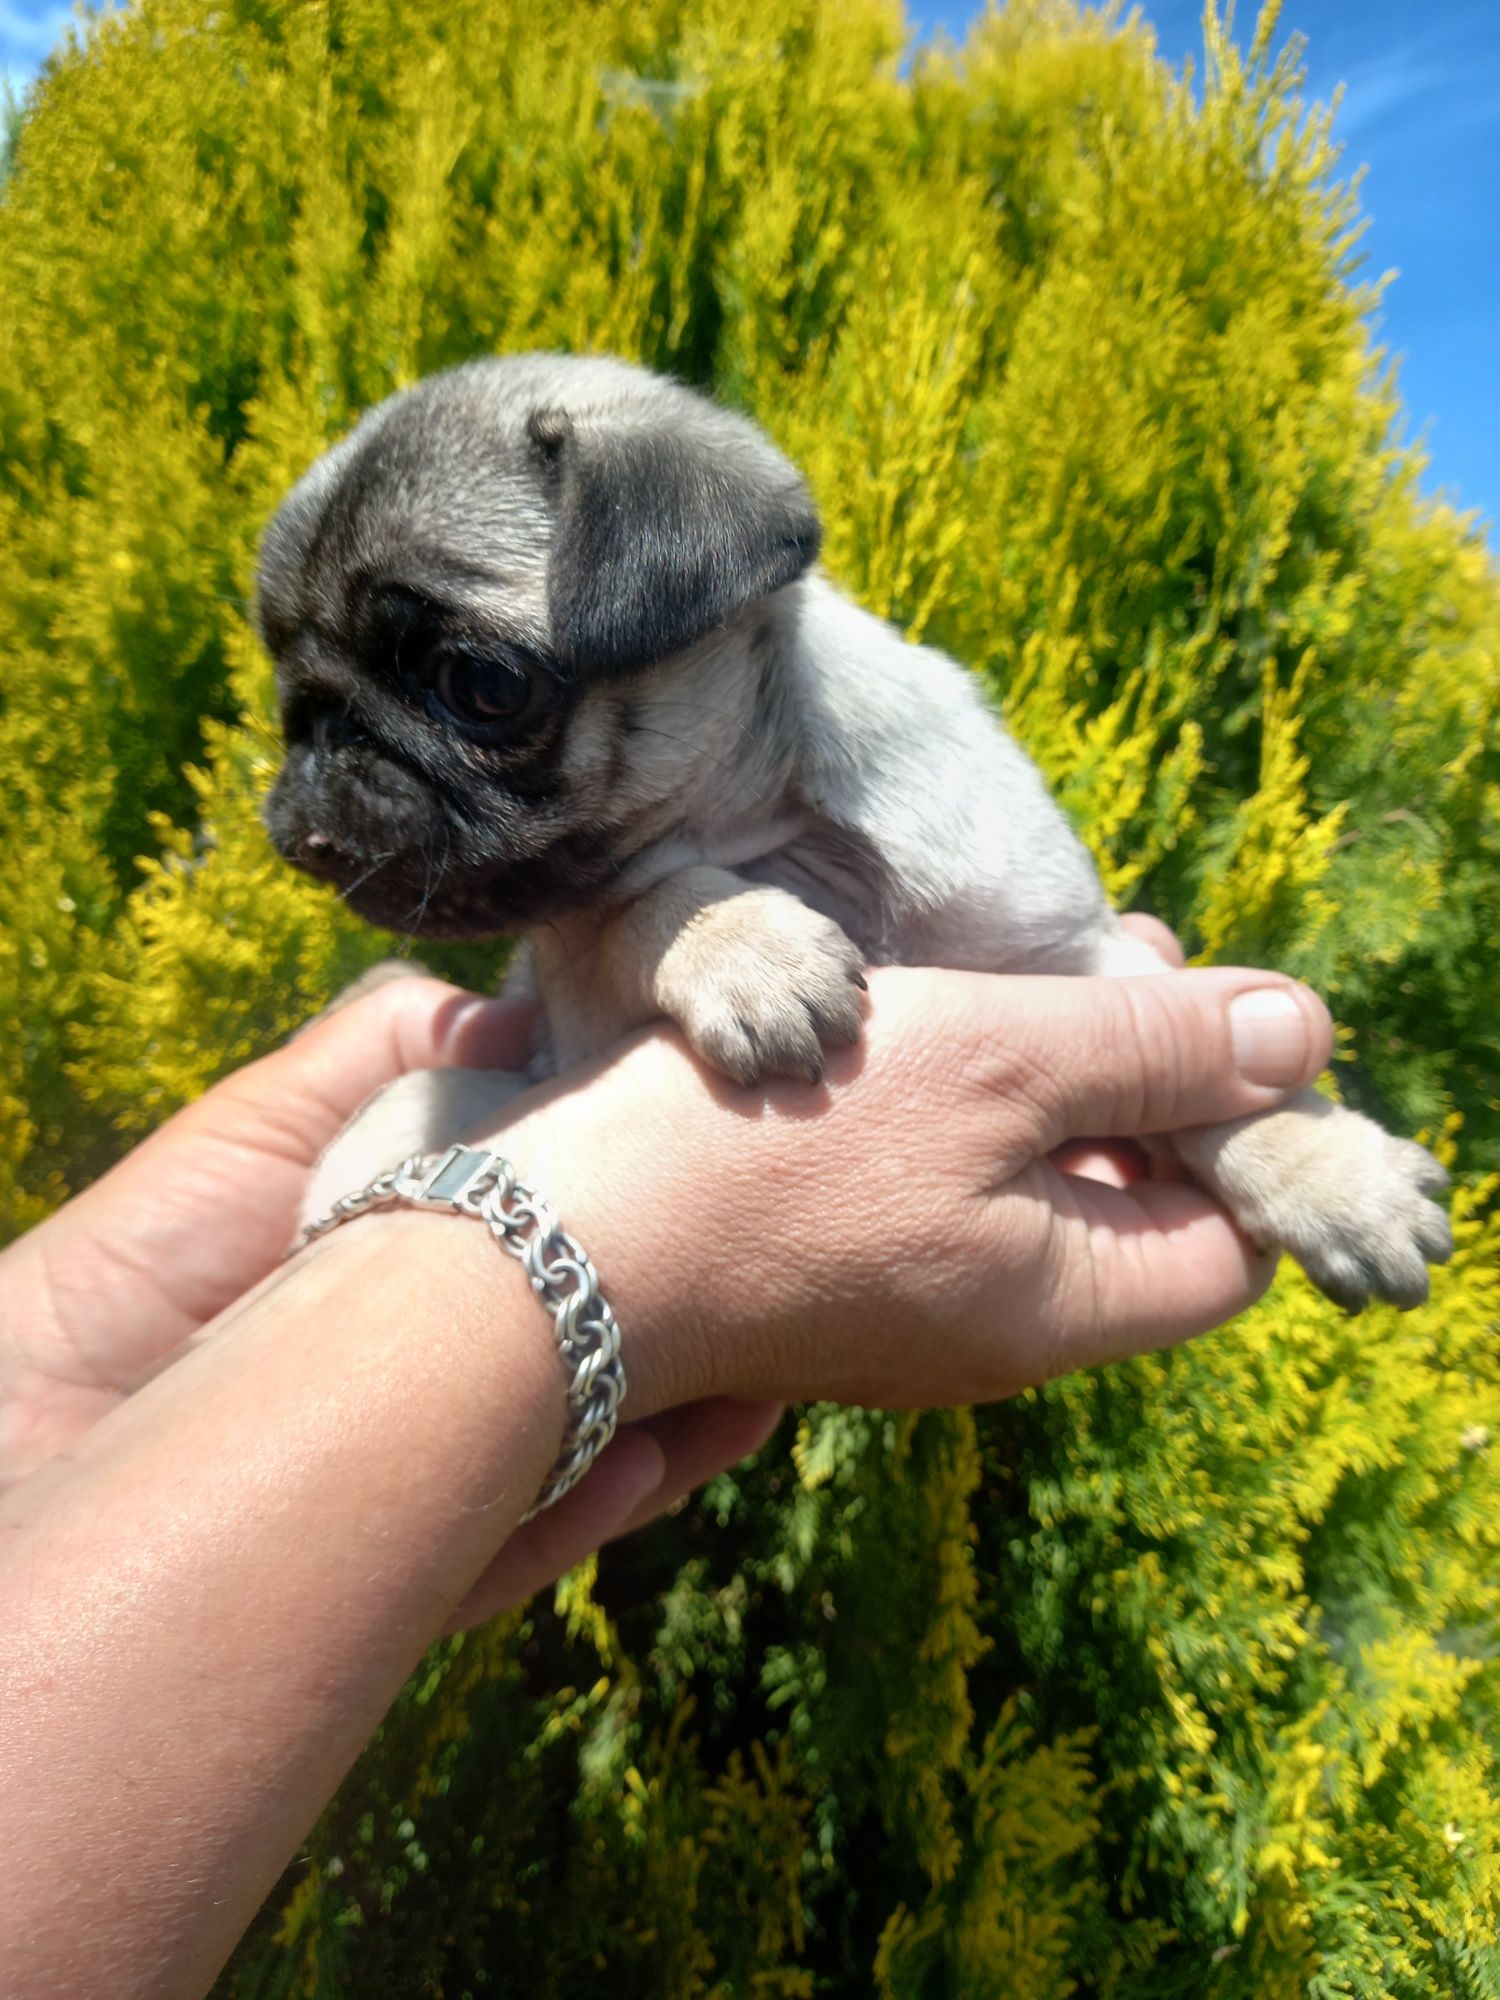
444, 915, 1240, 1629
0, 978, 531, 1473
0, 937, 1331, 2000
425, 951, 1331, 1432
0, 978, 781, 1569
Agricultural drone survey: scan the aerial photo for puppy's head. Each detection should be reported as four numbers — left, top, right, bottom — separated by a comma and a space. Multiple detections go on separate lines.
256, 353, 819, 936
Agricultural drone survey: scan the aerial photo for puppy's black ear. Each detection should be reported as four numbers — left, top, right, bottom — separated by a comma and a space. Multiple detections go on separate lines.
530, 405, 820, 676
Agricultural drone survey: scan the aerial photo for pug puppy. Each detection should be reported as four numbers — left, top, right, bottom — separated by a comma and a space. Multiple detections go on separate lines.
258, 353, 1451, 1310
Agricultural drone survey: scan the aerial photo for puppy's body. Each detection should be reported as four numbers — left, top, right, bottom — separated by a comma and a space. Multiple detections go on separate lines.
511, 571, 1121, 1082
260, 353, 1451, 1311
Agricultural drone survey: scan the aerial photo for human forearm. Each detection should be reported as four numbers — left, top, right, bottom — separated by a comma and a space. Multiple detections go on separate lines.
0, 1213, 563, 2000
0, 959, 1333, 2000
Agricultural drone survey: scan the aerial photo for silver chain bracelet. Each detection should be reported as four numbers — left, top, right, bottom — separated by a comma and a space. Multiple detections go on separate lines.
292, 1144, 626, 1520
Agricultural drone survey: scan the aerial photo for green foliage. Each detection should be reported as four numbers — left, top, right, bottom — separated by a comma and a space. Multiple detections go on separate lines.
0, 75, 20, 186
2, 0, 1497, 1991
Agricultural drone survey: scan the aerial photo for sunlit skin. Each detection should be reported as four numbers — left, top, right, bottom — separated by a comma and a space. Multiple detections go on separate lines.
0, 917, 1333, 2000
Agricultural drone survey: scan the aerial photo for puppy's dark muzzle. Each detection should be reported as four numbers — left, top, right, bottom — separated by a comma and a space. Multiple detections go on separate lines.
264, 764, 488, 933
262, 735, 620, 939
266, 818, 442, 929
276, 826, 353, 881
262, 736, 433, 880
263, 770, 360, 885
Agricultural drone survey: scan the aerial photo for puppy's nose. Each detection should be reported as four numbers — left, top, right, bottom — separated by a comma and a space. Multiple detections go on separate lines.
295, 829, 355, 880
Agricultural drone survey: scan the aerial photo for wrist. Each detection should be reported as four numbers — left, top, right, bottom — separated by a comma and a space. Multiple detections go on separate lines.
322, 1149, 626, 1514
0, 1169, 571, 2000
450, 1040, 743, 1419
416, 1150, 690, 1422
260, 1210, 567, 1527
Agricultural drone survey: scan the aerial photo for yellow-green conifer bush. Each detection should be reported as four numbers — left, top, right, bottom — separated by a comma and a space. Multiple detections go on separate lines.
2, 0, 1498, 1990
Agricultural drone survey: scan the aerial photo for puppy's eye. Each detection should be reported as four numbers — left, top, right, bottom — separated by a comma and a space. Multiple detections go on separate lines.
424, 645, 535, 737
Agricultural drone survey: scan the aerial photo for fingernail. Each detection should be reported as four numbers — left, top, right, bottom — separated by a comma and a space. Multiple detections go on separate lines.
448, 996, 495, 1031
448, 994, 535, 1062
1229, 987, 1310, 1088
615, 1432, 668, 1511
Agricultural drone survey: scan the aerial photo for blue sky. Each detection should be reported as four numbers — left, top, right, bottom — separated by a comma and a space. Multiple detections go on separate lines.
1143, 1, 1500, 541
0, 2, 72, 87
915, 0, 1500, 539
4, 2, 1497, 538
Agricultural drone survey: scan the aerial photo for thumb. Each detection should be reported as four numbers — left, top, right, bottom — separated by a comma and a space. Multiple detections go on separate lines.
267, 976, 536, 1135
984, 968, 1333, 1149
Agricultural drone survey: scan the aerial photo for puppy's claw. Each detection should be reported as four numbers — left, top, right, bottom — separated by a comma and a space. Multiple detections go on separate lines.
1283, 1174, 1450, 1314
1176, 1099, 1453, 1315
1404, 1142, 1451, 1198
712, 1021, 760, 1089
1302, 1239, 1433, 1316
657, 890, 865, 1087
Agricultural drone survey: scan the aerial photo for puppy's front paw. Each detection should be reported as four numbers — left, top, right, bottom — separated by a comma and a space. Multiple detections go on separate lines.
1176, 1091, 1453, 1311
653, 888, 865, 1085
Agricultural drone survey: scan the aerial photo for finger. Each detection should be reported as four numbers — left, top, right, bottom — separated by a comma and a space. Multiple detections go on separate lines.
216, 976, 537, 1153
1050, 1136, 1197, 1189
971, 968, 1332, 1148
443, 1400, 782, 1630
1118, 911, 1186, 967
443, 1427, 667, 1631
1038, 1167, 1279, 1370
1050, 1139, 1151, 1187
612, 1399, 785, 1537
26, 982, 538, 1382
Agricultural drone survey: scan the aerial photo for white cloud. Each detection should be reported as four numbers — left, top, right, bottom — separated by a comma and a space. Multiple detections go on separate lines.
0, 3, 89, 91
1337, 47, 1448, 141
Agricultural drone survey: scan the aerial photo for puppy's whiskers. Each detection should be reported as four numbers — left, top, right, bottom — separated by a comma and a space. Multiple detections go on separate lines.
241, 712, 283, 752
537, 913, 589, 983
629, 722, 744, 780
639, 699, 757, 745
402, 822, 451, 935
338, 850, 396, 901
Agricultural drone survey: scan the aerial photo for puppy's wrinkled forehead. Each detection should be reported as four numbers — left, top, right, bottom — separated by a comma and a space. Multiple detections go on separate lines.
255, 352, 821, 682
256, 361, 565, 649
